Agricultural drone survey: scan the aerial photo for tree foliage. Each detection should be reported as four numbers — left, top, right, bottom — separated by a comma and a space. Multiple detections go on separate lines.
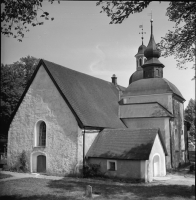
158, 2, 196, 69
1, 0, 58, 42
184, 99, 196, 142
97, 1, 196, 69
0, 56, 39, 137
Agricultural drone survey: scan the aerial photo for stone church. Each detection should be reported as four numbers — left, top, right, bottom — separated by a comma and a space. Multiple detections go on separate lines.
7, 20, 187, 182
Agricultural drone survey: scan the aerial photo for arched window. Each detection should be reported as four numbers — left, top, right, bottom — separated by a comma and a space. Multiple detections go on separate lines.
139, 58, 142, 67
155, 69, 159, 77
39, 122, 46, 146
35, 121, 46, 147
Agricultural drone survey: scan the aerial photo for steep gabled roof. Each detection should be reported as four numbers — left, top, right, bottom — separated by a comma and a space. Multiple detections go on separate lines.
9, 59, 126, 129
86, 128, 168, 160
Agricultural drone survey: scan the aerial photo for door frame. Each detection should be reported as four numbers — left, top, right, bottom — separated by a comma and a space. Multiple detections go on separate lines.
30, 151, 47, 173
152, 153, 161, 177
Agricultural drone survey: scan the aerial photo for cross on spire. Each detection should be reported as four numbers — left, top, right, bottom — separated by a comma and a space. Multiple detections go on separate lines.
148, 10, 153, 20
139, 25, 146, 45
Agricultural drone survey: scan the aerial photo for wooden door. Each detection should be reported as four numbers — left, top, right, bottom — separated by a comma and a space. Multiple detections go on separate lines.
37, 155, 46, 173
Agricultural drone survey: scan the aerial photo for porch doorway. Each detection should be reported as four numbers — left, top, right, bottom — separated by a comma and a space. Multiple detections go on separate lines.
153, 155, 160, 177
37, 155, 46, 173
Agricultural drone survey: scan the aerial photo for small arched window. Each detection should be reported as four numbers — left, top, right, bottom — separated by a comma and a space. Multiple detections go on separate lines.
155, 69, 159, 77
139, 58, 142, 67
39, 122, 46, 146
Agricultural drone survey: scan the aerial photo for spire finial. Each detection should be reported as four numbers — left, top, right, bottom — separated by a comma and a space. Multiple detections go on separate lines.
148, 10, 153, 34
139, 24, 146, 45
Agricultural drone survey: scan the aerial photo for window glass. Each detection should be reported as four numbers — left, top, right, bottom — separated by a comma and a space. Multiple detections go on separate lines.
108, 161, 116, 171
139, 58, 142, 66
39, 122, 46, 146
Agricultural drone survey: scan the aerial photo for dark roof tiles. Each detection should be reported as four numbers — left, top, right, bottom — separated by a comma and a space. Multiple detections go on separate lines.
86, 128, 167, 160
123, 78, 184, 100
42, 59, 125, 128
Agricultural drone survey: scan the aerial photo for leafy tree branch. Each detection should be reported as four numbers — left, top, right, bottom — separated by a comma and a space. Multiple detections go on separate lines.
1, 0, 58, 42
97, 1, 196, 70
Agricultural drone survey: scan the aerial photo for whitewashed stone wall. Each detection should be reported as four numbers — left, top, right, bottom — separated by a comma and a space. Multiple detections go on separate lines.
7, 65, 82, 175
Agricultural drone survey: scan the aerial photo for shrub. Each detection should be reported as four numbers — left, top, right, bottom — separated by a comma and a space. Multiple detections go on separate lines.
19, 150, 28, 172
83, 163, 104, 178
10, 150, 28, 173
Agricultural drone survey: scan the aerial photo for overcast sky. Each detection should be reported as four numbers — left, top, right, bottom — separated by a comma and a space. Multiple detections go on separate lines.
1, 1, 195, 108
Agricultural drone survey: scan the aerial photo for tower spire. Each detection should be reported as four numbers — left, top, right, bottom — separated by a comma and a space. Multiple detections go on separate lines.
142, 16, 165, 79
149, 10, 153, 35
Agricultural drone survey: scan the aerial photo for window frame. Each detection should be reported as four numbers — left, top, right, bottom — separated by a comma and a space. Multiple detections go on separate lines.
35, 120, 47, 147
107, 160, 117, 171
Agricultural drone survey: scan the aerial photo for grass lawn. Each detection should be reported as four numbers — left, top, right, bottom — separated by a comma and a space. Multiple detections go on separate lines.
0, 177, 195, 200
0, 172, 13, 179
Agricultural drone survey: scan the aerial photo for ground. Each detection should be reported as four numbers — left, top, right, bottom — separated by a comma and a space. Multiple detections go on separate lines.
0, 169, 195, 200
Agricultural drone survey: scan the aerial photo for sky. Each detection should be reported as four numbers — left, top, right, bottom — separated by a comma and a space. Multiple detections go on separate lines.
1, 1, 195, 108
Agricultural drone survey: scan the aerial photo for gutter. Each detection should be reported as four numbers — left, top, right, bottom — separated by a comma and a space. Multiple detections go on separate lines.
83, 127, 86, 177
169, 118, 173, 168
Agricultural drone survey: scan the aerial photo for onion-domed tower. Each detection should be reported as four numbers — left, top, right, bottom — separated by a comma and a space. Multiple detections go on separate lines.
120, 18, 186, 172
142, 18, 165, 78
129, 42, 146, 84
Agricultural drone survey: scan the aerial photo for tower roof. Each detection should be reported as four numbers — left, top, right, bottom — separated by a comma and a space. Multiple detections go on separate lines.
123, 78, 185, 101
129, 70, 143, 85
142, 19, 164, 68
144, 34, 161, 58
135, 44, 147, 56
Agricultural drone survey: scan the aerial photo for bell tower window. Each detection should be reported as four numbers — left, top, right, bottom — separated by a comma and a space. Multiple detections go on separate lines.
139, 58, 142, 67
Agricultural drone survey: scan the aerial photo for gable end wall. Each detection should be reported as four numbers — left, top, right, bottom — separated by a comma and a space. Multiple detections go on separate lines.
7, 65, 82, 175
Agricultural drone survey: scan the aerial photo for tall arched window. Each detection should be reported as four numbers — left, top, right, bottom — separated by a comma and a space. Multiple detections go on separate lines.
39, 122, 46, 146
139, 58, 142, 67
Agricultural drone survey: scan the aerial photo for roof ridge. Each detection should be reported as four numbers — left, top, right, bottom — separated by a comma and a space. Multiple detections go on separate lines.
42, 59, 118, 86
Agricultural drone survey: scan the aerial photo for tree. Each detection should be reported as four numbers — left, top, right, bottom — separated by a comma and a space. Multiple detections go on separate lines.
0, 56, 39, 137
97, 1, 196, 69
184, 99, 196, 143
1, 0, 58, 42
